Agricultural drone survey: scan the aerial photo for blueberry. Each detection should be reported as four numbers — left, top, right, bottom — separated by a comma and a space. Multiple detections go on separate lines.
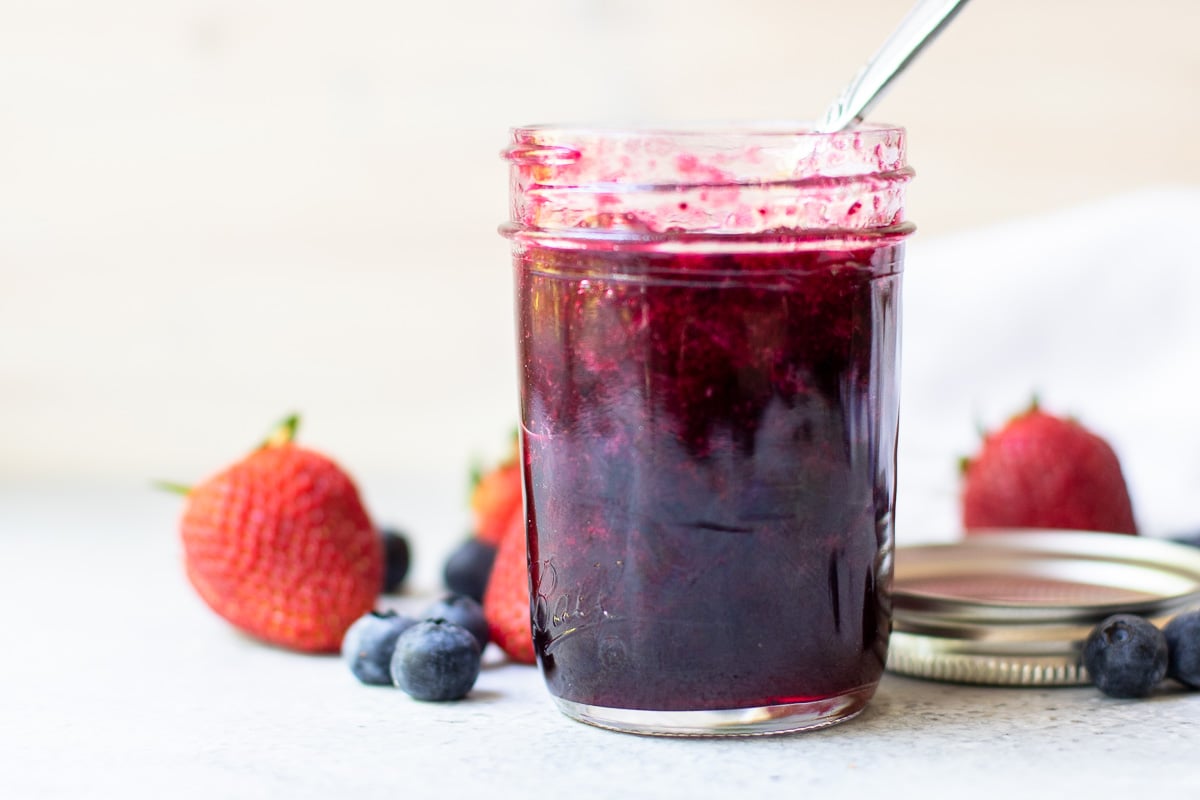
1083, 614, 1168, 698
1168, 531, 1200, 549
391, 619, 482, 701
1164, 610, 1200, 689
443, 537, 497, 603
341, 610, 418, 686
380, 528, 412, 594
423, 593, 490, 650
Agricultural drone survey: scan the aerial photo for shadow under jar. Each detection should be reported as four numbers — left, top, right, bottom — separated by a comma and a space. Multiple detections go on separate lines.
501, 123, 914, 736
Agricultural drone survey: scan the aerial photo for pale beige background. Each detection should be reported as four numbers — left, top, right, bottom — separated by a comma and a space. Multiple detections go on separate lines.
2, 1, 1198, 545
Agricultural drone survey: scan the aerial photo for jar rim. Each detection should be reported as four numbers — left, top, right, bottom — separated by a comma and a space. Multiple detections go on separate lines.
510, 121, 906, 139
504, 121, 912, 242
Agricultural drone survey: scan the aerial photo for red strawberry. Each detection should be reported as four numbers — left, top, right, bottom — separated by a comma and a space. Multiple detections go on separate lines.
961, 403, 1137, 535
470, 459, 523, 547
483, 507, 536, 664
176, 416, 383, 653
469, 437, 523, 546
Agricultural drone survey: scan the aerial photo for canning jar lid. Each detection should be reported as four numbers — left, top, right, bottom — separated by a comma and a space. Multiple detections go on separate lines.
888, 530, 1200, 686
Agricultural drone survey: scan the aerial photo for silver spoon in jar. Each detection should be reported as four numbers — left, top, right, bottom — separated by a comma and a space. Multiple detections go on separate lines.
816, 0, 972, 133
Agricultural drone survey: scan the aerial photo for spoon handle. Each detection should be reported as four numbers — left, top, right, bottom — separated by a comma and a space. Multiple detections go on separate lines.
817, 0, 972, 133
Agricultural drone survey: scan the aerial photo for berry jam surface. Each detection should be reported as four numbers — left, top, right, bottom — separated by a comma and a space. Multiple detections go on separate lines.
517, 241, 901, 712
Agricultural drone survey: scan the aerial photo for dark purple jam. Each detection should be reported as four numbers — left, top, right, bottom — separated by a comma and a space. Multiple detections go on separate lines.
515, 240, 902, 712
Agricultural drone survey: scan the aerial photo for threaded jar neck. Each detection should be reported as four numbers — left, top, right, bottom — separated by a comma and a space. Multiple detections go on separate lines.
502, 123, 914, 253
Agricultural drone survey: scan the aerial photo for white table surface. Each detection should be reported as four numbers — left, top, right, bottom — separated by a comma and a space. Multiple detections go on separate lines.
4, 482, 1198, 799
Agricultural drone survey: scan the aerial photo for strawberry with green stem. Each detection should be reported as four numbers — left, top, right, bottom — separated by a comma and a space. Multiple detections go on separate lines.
167, 415, 383, 653
469, 432, 522, 547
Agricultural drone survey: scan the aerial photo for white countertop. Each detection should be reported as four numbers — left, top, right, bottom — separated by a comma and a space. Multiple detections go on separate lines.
5, 482, 1199, 798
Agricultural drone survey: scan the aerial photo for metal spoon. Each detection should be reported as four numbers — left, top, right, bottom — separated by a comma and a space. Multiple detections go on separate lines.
816, 0, 972, 133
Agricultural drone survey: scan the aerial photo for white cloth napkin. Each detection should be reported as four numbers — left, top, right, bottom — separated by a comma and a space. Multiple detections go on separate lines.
897, 185, 1200, 543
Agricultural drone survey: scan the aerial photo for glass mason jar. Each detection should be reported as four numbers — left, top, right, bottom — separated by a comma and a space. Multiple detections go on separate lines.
501, 124, 913, 736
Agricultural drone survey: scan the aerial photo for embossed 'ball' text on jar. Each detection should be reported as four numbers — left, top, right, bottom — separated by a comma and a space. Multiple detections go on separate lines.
501, 124, 914, 736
